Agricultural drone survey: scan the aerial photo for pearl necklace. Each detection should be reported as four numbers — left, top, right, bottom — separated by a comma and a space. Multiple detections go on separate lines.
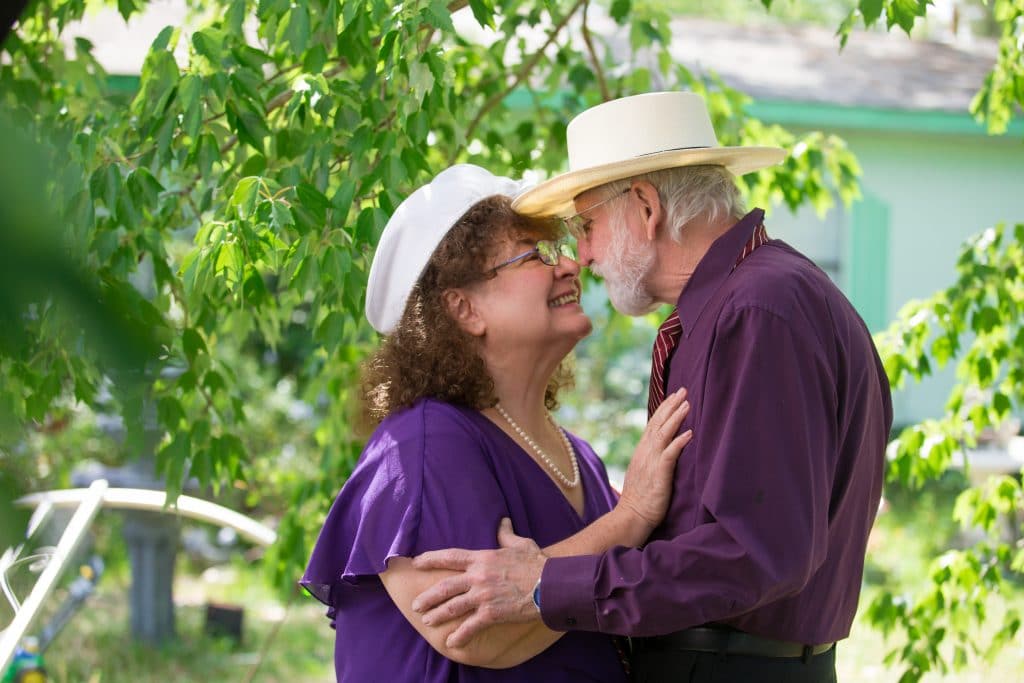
495, 403, 579, 488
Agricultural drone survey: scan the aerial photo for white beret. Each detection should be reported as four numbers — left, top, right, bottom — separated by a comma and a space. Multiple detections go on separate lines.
365, 164, 530, 334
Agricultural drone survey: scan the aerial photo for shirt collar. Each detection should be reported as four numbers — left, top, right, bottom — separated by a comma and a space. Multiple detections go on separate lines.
675, 208, 766, 336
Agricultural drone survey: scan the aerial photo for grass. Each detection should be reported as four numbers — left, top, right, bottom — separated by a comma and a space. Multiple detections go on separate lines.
21, 559, 334, 683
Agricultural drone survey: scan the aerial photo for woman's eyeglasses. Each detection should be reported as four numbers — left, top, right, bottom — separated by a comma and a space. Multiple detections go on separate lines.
488, 238, 576, 275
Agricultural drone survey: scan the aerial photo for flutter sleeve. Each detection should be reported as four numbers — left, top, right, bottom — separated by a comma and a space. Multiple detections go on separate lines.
300, 401, 508, 608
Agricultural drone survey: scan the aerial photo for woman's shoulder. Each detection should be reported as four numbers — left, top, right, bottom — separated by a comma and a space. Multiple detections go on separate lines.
375, 398, 484, 439
366, 399, 491, 465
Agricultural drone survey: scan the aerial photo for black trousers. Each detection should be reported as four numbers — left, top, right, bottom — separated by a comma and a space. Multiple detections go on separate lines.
631, 645, 837, 683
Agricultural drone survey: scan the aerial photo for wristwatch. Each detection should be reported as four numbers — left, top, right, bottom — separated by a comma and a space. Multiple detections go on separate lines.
532, 578, 542, 612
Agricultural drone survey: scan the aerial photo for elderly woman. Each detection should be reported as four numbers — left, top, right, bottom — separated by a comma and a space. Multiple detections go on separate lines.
301, 165, 691, 682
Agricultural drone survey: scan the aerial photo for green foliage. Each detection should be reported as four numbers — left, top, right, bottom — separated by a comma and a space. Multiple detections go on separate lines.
971, 0, 1024, 135
876, 223, 1024, 486
837, 0, 932, 46
870, 223, 1024, 680
865, 546, 1022, 680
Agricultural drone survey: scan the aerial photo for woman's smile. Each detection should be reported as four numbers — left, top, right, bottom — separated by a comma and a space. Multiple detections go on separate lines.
548, 290, 580, 308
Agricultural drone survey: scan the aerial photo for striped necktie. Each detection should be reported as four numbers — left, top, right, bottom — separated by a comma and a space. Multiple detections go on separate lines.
646, 223, 768, 418
647, 311, 683, 417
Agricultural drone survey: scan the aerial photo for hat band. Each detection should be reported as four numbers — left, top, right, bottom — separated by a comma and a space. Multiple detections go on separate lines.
635, 145, 711, 157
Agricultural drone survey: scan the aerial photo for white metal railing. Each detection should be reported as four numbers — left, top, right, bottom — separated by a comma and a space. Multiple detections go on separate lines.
1, 481, 278, 673
0, 480, 107, 673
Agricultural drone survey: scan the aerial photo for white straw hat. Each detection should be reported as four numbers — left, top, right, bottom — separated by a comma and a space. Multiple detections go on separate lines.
365, 164, 529, 334
512, 91, 786, 217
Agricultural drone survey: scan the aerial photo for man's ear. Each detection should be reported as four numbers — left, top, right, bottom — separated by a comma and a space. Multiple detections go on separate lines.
632, 180, 663, 242
443, 288, 487, 337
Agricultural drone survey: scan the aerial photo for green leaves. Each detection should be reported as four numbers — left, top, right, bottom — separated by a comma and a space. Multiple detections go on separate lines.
282, 4, 310, 54
117, 0, 139, 22
271, 201, 294, 230
151, 25, 177, 52
468, 0, 497, 28
230, 176, 263, 220
873, 220, 1024, 678
179, 74, 204, 139
837, 0, 932, 46
127, 167, 165, 211
226, 99, 271, 152
970, 0, 1024, 135
859, 0, 884, 26
182, 328, 208, 363
609, 0, 632, 23
192, 28, 227, 64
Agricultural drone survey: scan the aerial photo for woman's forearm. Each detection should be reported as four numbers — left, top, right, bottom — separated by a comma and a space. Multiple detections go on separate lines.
545, 505, 652, 557
381, 556, 562, 668
444, 621, 560, 668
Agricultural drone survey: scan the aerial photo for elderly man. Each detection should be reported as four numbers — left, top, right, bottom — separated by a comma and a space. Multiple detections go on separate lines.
411, 91, 893, 682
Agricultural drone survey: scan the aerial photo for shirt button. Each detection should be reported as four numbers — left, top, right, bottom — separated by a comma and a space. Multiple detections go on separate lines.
566, 617, 577, 627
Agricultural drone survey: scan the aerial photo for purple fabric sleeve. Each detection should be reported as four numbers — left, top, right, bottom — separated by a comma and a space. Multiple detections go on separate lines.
301, 402, 508, 606
539, 554, 602, 632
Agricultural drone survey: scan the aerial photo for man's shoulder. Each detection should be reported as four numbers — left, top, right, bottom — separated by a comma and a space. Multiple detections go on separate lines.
721, 242, 846, 321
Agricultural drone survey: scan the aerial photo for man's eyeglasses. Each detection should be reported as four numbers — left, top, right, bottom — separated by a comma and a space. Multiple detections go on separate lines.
562, 188, 630, 236
488, 238, 576, 275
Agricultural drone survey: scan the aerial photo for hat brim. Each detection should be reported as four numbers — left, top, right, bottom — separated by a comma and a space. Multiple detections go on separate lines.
512, 146, 787, 217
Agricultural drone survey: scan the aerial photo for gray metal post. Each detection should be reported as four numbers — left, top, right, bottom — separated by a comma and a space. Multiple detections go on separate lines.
72, 366, 189, 645
121, 510, 178, 643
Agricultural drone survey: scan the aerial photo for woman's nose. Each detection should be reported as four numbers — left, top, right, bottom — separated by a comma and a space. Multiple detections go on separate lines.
554, 254, 581, 277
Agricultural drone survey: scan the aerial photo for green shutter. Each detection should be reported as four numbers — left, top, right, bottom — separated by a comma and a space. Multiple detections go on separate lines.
845, 191, 890, 332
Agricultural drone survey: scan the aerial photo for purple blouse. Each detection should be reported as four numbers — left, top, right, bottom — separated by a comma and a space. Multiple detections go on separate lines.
301, 398, 628, 682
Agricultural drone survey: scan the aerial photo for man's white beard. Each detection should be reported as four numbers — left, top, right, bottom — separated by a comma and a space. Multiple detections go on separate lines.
593, 223, 658, 316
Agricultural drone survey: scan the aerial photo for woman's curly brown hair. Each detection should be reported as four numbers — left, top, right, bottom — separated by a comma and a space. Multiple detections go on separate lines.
358, 195, 574, 431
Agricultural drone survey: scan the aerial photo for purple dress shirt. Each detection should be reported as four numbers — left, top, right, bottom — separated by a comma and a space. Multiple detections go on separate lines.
301, 399, 628, 682
540, 209, 893, 645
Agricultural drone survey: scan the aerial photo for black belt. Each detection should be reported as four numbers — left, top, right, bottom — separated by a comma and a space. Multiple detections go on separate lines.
634, 627, 835, 660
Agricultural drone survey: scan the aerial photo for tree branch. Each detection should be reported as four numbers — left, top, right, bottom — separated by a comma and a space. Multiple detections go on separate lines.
266, 88, 294, 114
581, 0, 611, 101
455, 0, 588, 162
416, 1, 472, 57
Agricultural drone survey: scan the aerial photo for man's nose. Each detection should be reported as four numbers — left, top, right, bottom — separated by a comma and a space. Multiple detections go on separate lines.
575, 237, 593, 266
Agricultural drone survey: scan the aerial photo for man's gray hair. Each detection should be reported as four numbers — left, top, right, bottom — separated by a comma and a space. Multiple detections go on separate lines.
595, 165, 745, 243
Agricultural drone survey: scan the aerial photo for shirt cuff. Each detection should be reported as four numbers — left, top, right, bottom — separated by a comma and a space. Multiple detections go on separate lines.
538, 554, 602, 632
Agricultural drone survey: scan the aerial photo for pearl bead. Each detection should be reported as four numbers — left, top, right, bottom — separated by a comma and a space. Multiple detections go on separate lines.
495, 403, 580, 488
